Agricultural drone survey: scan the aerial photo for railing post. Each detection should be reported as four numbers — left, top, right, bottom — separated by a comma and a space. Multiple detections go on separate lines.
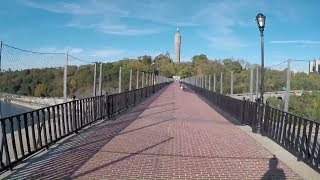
93, 62, 97, 97
106, 92, 110, 119
134, 89, 136, 104
202, 75, 204, 88
99, 62, 103, 96
129, 68, 132, 91
119, 66, 122, 93
125, 91, 128, 108
153, 74, 155, 93
205, 75, 207, 89
209, 74, 211, 91
284, 59, 291, 112
249, 66, 254, 102
231, 71, 234, 95
72, 95, 78, 133
220, 72, 223, 94
146, 73, 149, 87
136, 70, 139, 89
241, 97, 245, 125
142, 72, 144, 88
214, 74, 216, 92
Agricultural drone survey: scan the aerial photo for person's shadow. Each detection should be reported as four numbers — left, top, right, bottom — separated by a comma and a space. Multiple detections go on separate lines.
262, 155, 286, 180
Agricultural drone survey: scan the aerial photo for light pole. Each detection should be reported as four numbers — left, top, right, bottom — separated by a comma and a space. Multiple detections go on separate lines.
255, 13, 266, 134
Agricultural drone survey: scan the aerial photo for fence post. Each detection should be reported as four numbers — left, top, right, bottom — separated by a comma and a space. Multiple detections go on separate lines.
142, 72, 144, 88
249, 66, 254, 102
146, 73, 149, 87
209, 74, 211, 91
118, 66, 122, 93
202, 75, 204, 88
241, 97, 246, 125
153, 74, 155, 93
106, 92, 110, 119
205, 75, 207, 89
93, 63, 97, 97
72, 95, 78, 133
136, 70, 139, 89
220, 72, 223, 94
63, 53, 68, 103
284, 59, 291, 112
129, 68, 132, 91
231, 71, 234, 95
213, 74, 216, 92
99, 62, 103, 96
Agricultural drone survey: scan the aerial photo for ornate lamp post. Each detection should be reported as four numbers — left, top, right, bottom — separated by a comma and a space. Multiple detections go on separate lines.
255, 13, 266, 134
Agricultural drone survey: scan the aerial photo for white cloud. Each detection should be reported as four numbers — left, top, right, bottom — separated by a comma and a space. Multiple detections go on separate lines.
34, 47, 83, 54
31, 46, 124, 61
191, 1, 257, 49
270, 40, 320, 44
192, 1, 255, 34
206, 35, 247, 50
21, 0, 195, 36
69, 48, 83, 54
22, 0, 128, 16
90, 49, 125, 57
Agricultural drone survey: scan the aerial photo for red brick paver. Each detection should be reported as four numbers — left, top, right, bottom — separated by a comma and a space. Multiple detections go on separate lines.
7, 83, 301, 179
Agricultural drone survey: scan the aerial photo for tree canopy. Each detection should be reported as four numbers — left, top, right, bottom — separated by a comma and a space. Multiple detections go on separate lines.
1, 53, 319, 121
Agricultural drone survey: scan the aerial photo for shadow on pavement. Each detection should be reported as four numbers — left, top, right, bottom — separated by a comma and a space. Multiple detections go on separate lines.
182, 86, 242, 126
4, 85, 171, 180
72, 137, 174, 179
261, 155, 286, 180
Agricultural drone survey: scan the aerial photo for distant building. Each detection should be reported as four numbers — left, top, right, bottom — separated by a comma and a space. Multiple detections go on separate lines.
174, 28, 181, 63
309, 59, 320, 73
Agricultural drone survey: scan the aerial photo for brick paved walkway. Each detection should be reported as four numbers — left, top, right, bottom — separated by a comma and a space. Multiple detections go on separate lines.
5, 83, 300, 179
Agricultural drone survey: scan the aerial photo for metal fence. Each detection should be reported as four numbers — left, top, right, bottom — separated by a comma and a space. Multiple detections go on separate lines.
0, 82, 170, 173
184, 83, 244, 123
264, 105, 320, 171
182, 81, 320, 172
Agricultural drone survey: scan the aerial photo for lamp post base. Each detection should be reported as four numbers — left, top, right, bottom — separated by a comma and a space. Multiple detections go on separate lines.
253, 97, 263, 134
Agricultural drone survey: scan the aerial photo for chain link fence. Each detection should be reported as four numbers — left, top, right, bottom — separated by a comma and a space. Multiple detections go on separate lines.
0, 42, 167, 119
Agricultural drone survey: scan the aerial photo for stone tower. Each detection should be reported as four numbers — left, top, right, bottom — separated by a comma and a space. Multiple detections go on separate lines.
174, 28, 181, 63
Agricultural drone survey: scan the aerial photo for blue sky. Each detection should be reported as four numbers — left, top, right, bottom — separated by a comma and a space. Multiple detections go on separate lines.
1, 0, 320, 66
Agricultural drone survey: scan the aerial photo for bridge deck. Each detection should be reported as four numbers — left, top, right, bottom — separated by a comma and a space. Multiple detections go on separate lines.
4, 83, 300, 179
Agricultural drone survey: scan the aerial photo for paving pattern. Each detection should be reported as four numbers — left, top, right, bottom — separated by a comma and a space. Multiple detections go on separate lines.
5, 83, 301, 179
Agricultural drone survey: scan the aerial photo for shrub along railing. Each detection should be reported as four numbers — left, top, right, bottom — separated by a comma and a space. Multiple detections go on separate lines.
0, 82, 170, 173
182, 82, 320, 172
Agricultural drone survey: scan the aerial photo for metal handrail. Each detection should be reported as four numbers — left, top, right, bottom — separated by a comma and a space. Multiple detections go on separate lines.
0, 82, 170, 173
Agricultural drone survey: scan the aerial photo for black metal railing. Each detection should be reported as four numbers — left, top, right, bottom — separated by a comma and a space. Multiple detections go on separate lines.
182, 82, 320, 172
0, 82, 170, 172
264, 105, 320, 171
184, 83, 244, 123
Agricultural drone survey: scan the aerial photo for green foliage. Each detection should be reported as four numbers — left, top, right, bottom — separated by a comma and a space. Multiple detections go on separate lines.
1, 53, 320, 122
268, 92, 320, 122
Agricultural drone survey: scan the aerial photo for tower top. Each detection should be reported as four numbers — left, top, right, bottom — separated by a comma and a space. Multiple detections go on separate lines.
176, 28, 179, 33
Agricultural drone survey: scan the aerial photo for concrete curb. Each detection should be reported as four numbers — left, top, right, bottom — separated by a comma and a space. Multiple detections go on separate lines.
238, 125, 319, 180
